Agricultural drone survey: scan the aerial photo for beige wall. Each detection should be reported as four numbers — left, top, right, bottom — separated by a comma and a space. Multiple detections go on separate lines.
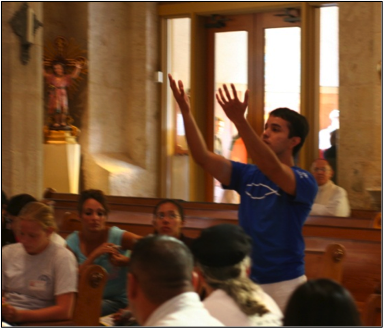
2, 2, 381, 209
2, 2, 44, 199
338, 2, 382, 209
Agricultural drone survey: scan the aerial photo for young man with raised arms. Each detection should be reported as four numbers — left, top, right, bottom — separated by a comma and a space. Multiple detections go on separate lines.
168, 75, 317, 310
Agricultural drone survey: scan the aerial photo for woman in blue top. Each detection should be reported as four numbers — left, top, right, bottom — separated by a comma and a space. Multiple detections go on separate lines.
66, 189, 141, 316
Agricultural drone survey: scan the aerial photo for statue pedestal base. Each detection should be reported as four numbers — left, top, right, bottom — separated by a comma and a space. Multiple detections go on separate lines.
43, 144, 81, 193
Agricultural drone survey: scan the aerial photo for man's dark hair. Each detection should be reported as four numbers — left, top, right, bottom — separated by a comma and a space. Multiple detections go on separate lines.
129, 235, 194, 304
77, 189, 110, 215
153, 199, 185, 222
269, 107, 309, 156
284, 278, 361, 326
7, 194, 37, 216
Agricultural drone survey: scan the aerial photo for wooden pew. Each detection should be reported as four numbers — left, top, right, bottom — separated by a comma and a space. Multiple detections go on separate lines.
24, 264, 107, 326
47, 192, 381, 312
305, 243, 346, 283
362, 284, 382, 326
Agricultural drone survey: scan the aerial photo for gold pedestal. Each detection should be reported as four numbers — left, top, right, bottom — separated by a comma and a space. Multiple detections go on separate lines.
44, 125, 80, 144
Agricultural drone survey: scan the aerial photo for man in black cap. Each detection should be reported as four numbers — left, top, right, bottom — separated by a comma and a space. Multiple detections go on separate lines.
192, 224, 282, 326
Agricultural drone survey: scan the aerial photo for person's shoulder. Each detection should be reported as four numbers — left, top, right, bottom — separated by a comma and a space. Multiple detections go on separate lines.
50, 242, 77, 260
51, 232, 66, 246
2, 242, 22, 254
332, 182, 348, 195
66, 230, 79, 242
292, 166, 316, 181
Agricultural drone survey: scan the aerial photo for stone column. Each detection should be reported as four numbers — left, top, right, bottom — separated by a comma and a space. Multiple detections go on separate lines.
84, 2, 159, 196
2, 2, 44, 198
339, 2, 382, 209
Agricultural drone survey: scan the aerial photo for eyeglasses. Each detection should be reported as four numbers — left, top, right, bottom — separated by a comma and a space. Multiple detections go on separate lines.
156, 212, 180, 220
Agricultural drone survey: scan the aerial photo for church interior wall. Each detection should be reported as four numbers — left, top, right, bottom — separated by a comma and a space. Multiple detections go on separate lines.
1, 2, 382, 210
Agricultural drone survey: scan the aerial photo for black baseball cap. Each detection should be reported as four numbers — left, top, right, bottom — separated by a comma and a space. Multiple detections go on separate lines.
191, 224, 253, 267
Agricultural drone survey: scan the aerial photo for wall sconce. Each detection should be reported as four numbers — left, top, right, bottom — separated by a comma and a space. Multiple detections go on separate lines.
9, 2, 43, 65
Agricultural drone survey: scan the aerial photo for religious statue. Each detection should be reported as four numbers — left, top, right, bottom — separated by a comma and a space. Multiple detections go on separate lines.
44, 61, 83, 128
43, 36, 87, 134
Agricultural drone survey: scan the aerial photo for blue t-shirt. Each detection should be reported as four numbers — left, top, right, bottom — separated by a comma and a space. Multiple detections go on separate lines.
66, 226, 128, 305
224, 161, 317, 284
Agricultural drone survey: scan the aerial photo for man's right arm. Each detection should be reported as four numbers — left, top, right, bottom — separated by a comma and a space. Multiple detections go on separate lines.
168, 74, 232, 186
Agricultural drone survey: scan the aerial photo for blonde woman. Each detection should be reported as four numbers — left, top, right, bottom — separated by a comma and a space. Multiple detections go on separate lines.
1, 202, 77, 324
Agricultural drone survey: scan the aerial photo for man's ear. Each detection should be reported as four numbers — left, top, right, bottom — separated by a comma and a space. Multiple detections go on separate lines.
246, 265, 251, 277
290, 136, 301, 149
191, 270, 199, 291
192, 267, 206, 292
127, 273, 138, 301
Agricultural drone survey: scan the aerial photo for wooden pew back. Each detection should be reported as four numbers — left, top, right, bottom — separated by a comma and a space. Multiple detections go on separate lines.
48, 192, 381, 311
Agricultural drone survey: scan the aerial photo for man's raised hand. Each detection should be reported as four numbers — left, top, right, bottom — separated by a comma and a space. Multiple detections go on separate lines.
216, 84, 249, 125
168, 74, 190, 113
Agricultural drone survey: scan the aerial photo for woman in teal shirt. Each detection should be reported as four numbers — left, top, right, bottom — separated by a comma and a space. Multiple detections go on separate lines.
66, 189, 141, 316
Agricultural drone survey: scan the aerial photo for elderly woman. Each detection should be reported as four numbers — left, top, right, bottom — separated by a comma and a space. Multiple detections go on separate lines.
2, 202, 77, 324
66, 189, 141, 316
191, 224, 282, 326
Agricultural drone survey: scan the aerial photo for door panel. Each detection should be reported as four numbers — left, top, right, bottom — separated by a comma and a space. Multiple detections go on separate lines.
206, 11, 301, 202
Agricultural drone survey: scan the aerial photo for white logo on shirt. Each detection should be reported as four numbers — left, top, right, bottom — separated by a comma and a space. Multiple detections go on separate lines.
297, 171, 309, 179
245, 183, 280, 199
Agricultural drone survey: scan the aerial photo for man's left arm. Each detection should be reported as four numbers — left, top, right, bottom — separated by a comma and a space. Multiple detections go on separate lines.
216, 84, 297, 195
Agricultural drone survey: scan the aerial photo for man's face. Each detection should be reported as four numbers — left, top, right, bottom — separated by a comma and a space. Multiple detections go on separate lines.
153, 202, 183, 239
262, 115, 297, 157
311, 159, 333, 186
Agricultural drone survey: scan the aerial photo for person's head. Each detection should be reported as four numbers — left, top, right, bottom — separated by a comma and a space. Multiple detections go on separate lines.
192, 224, 268, 316
52, 62, 65, 76
128, 235, 195, 325
78, 189, 109, 232
152, 199, 184, 239
17, 202, 57, 255
284, 278, 361, 326
264, 108, 309, 157
6, 194, 37, 233
311, 158, 333, 186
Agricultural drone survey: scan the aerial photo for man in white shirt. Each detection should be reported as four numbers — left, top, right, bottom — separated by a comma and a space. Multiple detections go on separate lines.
127, 235, 223, 327
310, 158, 350, 217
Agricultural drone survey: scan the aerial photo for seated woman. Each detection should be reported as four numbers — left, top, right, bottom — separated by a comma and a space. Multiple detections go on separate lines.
152, 199, 194, 248
66, 189, 141, 316
2, 202, 77, 324
284, 278, 361, 326
3, 193, 66, 247
191, 224, 282, 326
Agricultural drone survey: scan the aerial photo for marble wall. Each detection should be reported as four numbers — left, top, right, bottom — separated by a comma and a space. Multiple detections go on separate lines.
2, 2, 381, 208
339, 2, 382, 209
2, 2, 44, 199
